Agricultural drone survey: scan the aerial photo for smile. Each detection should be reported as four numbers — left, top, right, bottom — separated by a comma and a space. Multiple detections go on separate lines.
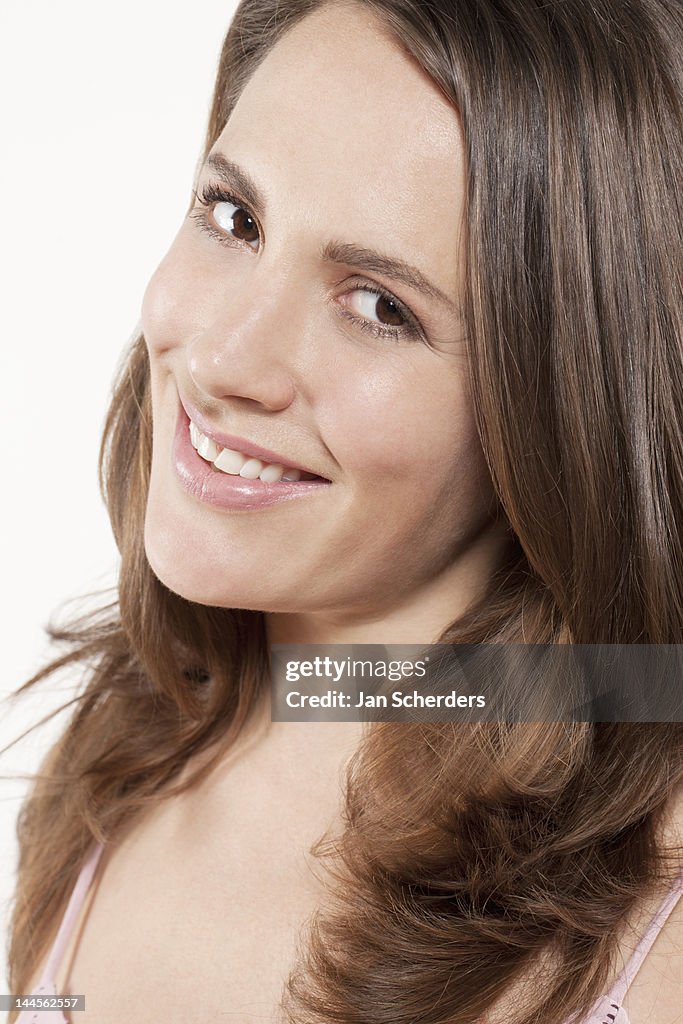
172, 404, 331, 511
188, 419, 321, 482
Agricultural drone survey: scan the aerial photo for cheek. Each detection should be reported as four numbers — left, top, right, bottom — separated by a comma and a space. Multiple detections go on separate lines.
141, 260, 179, 358
140, 240, 208, 357
334, 369, 484, 494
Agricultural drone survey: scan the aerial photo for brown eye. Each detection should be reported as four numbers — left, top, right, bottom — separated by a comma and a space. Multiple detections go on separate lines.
374, 294, 406, 327
213, 200, 260, 249
346, 287, 409, 329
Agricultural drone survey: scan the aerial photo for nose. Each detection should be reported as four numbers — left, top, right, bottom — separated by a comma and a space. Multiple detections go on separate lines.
187, 266, 303, 411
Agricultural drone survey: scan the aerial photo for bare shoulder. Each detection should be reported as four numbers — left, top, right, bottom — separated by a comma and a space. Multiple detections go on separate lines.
620, 893, 683, 1024
620, 786, 683, 1024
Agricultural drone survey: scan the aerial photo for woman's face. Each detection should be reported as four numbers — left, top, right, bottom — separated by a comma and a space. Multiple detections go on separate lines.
141, 1, 510, 642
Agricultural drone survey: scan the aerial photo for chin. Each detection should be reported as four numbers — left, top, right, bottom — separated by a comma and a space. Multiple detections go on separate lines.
142, 516, 268, 611
145, 555, 256, 609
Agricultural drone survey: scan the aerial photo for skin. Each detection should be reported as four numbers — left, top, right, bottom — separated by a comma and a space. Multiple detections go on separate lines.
140, 0, 513, 648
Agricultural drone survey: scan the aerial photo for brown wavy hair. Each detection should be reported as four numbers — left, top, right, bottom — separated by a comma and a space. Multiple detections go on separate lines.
6, 1, 683, 1021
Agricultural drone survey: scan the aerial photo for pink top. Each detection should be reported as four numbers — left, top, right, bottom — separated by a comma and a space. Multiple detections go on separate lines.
15, 844, 104, 1024
14, 842, 683, 1024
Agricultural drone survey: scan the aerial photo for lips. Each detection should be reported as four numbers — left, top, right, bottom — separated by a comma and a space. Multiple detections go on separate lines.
179, 394, 327, 481
171, 402, 332, 511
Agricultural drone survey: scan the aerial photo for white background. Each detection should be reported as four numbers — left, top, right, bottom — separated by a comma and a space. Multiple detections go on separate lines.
0, 0, 239, 994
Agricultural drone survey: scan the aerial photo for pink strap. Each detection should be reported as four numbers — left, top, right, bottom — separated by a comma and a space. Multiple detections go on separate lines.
606, 868, 683, 1005
37, 842, 105, 986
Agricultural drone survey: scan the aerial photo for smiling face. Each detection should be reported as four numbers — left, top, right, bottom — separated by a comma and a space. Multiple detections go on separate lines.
140, 0, 511, 643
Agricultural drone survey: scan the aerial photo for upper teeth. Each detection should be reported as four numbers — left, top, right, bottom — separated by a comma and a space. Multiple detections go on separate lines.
189, 420, 306, 482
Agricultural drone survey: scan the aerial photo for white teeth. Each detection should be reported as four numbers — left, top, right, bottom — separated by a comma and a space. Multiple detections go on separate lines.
197, 434, 220, 461
213, 447, 246, 474
189, 421, 310, 482
259, 464, 286, 483
239, 458, 265, 480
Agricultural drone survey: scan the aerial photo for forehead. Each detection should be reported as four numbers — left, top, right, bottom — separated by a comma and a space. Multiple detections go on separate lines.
211, 2, 466, 292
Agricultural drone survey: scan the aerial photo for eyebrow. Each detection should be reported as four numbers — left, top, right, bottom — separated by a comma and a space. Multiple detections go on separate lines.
203, 151, 462, 317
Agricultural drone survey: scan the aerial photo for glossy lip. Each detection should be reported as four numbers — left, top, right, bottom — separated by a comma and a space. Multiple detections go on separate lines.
172, 403, 332, 511
179, 394, 326, 479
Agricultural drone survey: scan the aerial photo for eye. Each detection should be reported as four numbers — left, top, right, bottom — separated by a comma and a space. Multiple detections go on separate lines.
214, 199, 259, 249
344, 288, 408, 329
190, 183, 261, 250
338, 282, 422, 342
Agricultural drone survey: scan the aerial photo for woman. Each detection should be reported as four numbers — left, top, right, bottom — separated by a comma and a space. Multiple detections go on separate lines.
7, 0, 683, 1021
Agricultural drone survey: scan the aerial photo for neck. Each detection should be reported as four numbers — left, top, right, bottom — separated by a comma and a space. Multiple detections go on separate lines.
265, 523, 513, 646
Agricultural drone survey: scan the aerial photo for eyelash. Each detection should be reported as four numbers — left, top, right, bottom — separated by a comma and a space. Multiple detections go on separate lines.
189, 181, 423, 343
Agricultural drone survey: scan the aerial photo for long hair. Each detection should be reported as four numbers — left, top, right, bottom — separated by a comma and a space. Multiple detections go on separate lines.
7, 1, 683, 1021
